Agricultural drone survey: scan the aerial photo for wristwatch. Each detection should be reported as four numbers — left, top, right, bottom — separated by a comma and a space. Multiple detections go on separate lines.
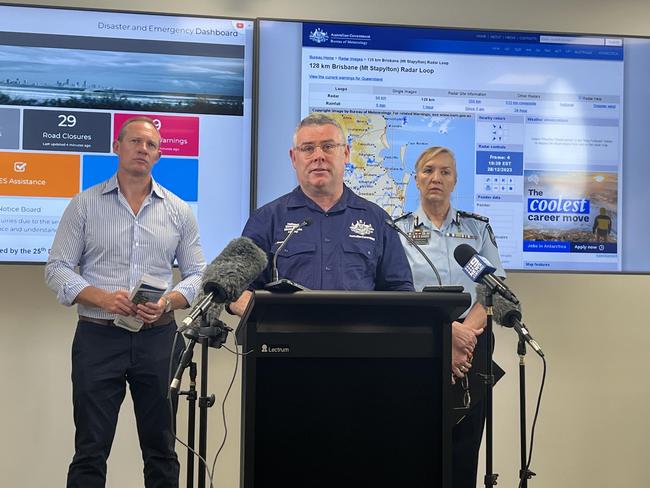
163, 296, 173, 313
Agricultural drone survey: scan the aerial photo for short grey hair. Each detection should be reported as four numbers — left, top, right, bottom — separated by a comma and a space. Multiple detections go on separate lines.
292, 113, 346, 146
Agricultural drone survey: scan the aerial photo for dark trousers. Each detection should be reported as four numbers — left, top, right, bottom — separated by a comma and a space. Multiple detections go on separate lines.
452, 400, 486, 488
450, 327, 501, 488
67, 320, 184, 488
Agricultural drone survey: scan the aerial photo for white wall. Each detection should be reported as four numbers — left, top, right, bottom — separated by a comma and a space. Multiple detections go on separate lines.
1, 1, 648, 487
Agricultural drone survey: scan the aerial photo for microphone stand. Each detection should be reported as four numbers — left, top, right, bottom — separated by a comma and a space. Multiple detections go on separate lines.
177, 362, 197, 488
172, 320, 231, 488
483, 291, 499, 487
517, 334, 536, 487
265, 219, 310, 292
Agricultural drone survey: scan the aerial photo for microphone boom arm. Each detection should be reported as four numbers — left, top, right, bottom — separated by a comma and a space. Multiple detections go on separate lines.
272, 219, 310, 282
385, 218, 442, 286
509, 316, 545, 358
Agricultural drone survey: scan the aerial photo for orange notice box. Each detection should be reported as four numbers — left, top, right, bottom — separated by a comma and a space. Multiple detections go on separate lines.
0, 152, 80, 197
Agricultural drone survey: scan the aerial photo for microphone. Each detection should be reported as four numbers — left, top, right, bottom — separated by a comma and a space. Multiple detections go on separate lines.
453, 243, 519, 305
385, 218, 464, 293
265, 218, 311, 292
171, 237, 267, 395
477, 284, 544, 357
181, 293, 218, 331
181, 236, 268, 330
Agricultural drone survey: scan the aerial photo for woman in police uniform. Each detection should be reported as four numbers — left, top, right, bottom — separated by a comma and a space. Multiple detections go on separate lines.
395, 146, 506, 488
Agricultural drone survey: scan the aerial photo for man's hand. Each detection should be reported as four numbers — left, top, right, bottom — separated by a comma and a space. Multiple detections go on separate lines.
99, 290, 138, 316
136, 297, 167, 324
227, 290, 252, 317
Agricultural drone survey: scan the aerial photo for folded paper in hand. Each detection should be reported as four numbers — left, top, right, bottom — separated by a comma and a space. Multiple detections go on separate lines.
113, 274, 168, 332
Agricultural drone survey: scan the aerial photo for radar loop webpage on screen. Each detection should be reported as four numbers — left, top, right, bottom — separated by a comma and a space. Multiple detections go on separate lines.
0, 5, 253, 263
300, 23, 624, 271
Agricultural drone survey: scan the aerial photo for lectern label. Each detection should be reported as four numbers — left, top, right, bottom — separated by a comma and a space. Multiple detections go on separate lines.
261, 343, 290, 353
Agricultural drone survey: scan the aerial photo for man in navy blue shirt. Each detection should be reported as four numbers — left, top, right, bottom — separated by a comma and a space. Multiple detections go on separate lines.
229, 113, 413, 315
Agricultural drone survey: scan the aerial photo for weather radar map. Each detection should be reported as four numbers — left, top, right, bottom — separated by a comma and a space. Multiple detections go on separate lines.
320, 112, 476, 218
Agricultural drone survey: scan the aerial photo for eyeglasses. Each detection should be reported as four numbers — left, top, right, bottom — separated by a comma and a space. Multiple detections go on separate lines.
295, 142, 345, 155
453, 374, 471, 411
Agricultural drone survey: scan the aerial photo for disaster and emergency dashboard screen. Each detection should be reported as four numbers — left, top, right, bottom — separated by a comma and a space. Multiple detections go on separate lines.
256, 19, 650, 272
0, 4, 254, 263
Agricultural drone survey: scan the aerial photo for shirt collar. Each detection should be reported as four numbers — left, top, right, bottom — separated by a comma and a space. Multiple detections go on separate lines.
101, 174, 165, 199
287, 185, 361, 212
414, 204, 457, 231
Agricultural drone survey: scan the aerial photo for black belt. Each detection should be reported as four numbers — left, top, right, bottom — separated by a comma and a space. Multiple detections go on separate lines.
79, 312, 174, 328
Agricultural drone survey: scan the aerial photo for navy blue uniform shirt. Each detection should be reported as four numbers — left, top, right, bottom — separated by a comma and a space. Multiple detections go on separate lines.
243, 186, 414, 291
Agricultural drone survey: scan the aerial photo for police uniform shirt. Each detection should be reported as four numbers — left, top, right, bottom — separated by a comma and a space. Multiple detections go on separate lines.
395, 205, 505, 312
243, 185, 414, 291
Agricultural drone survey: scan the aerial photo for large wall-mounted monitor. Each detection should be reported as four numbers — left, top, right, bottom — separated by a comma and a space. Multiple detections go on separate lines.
0, 4, 254, 263
256, 19, 650, 273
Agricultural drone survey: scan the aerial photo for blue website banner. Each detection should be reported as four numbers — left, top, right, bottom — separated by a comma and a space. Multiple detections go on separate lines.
476, 151, 523, 176
523, 240, 571, 252
524, 240, 617, 253
302, 23, 624, 61
82, 155, 198, 201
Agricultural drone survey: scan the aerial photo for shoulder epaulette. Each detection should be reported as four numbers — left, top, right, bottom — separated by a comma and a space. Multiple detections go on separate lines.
392, 212, 412, 223
457, 210, 489, 223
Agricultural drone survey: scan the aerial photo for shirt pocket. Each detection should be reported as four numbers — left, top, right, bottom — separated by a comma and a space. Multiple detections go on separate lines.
341, 241, 378, 288
273, 241, 317, 283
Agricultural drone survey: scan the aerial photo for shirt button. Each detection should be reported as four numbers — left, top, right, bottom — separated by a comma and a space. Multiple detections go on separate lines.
324, 238, 331, 243
325, 266, 332, 271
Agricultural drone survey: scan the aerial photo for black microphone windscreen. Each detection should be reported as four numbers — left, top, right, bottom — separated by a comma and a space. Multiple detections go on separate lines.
202, 236, 268, 303
454, 243, 477, 267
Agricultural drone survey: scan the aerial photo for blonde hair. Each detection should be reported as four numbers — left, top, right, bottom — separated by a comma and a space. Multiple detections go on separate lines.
414, 146, 455, 171
414, 146, 457, 182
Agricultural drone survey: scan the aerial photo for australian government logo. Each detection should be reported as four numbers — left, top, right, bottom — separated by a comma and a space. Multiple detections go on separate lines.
349, 220, 375, 241
260, 344, 290, 353
309, 28, 329, 44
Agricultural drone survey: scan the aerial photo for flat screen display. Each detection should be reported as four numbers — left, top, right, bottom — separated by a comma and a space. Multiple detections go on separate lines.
256, 19, 650, 273
0, 4, 254, 263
